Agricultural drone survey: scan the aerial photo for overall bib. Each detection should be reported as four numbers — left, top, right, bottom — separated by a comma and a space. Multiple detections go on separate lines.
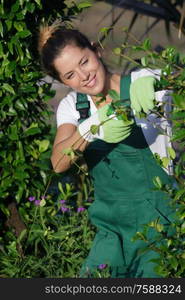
77, 75, 174, 278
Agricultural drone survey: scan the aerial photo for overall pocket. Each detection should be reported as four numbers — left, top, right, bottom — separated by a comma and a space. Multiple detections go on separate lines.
86, 230, 125, 266
92, 149, 149, 199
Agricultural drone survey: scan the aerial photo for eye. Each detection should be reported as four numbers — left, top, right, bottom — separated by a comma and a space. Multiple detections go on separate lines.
66, 73, 74, 80
81, 59, 88, 65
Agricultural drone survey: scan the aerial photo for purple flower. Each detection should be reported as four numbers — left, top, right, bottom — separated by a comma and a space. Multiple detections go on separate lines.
98, 264, 107, 270
61, 206, 69, 213
77, 207, 86, 213
34, 200, 41, 206
28, 196, 35, 202
60, 200, 66, 204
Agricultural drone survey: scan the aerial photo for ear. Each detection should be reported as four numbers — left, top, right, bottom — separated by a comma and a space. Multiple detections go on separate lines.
91, 41, 102, 58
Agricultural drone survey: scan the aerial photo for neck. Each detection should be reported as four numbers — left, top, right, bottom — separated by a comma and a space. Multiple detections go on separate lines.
101, 71, 112, 96
92, 72, 121, 107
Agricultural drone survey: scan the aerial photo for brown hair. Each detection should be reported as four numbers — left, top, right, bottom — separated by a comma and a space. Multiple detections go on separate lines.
38, 20, 96, 82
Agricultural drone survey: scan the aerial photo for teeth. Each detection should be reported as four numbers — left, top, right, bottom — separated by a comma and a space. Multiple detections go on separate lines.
87, 76, 95, 87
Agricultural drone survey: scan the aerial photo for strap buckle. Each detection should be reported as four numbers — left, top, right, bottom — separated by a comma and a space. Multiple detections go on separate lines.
76, 101, 90, 122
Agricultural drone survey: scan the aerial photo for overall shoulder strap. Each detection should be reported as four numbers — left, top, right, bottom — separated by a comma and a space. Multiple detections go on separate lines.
120, 74, 131, 107
76, 74, 131, 122
76, 93, 90, 123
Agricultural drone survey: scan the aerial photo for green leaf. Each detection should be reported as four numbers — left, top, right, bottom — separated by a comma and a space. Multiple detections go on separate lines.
34, 0, 41, 5
15, 185, 25, 202
171, 129, 185, 141
133, 231, 147, 242
108, 89, 120, 101
17, 141, 25, 161
156, 223, 164, 233
163, 64, 172, 75
35, 139, 50, 153
172, 94, 185, 109
14, 43, 24, 61
170, 257, 178, 271
142, 38, 151, 50
174, 189, 185, 201
0, 42, 4, 57
161, 157, 170, 169
0, 204, 10, 217
14, 166, 29, 181
0, 21, 3, 37
106, 105, 114, 116
62, 148, 75, 160
77, 1, 92, 9
40, 198, 46, 207
24, 123, 41, 137
7, 41, 14, 55
13, 21, 24, 32
2, 83, 15, 94
149, 219, 163, 232
18, 29, 31, 38
153, 176, 162, 189
141, 56, 148, 67
113, 47, 121, 55
8, 124, 19, 141
58, 182, 64, 194
171, 111, 185, 120
17, 229, 27, 244
0, 4, 4, 15
181, 222, 185, 234
167, 147, 176, 160
11, 2, 20, 13
25, 2, 35, 13
7, 106, 17, 116
15, 100, 25, 111
90, 124, 99, 134
99, 27, 111, 34
16, 11, 25, 20
5, 61, 17, 77
40, 170, 47, 185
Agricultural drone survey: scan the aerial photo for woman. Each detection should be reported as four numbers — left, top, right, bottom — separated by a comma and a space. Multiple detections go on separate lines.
38, 21, 174, 277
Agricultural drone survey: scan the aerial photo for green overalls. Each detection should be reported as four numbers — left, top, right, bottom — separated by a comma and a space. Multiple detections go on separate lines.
77, 75, 174, 278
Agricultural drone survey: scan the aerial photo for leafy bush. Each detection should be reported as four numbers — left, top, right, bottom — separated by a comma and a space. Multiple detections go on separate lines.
113, 37, 185, 277
0, 0, 92, 212
0, 181, 97, 278
0, 0, 96, 278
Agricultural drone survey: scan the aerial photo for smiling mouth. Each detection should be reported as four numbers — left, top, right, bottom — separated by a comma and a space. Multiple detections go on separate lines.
85, 75, 96, 88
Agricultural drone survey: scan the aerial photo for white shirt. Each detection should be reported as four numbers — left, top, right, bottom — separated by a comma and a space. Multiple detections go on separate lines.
56, 68, 173, 174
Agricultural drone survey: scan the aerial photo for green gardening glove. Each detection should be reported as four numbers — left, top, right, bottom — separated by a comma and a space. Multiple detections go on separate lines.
130, 76, 156, 113
78, 104, 134, 143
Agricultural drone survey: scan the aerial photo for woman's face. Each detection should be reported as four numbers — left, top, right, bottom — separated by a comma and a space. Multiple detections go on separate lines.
53, 44, 107, 95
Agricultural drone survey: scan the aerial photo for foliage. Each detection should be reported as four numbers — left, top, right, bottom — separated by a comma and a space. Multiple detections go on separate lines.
0, 0, 96, 278
0, 182, 97, 278
113, 36, 185, 278
0, 0, 93, 214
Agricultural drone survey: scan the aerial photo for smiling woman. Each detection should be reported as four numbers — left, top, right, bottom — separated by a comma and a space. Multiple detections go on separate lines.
53, 45, 106, 95
38, 20, 176, 278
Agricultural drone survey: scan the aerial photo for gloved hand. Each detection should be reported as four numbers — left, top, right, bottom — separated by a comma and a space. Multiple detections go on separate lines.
78, 104, 134, 143
130, 76, 156, 113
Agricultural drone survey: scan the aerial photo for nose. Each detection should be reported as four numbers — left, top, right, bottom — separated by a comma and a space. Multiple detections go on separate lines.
78, 69, 90, 81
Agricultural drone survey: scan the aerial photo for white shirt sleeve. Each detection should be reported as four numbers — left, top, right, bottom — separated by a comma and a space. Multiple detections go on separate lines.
56, 91, 80, 128
131, 68, 161, 81
56, 91, 97, 128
